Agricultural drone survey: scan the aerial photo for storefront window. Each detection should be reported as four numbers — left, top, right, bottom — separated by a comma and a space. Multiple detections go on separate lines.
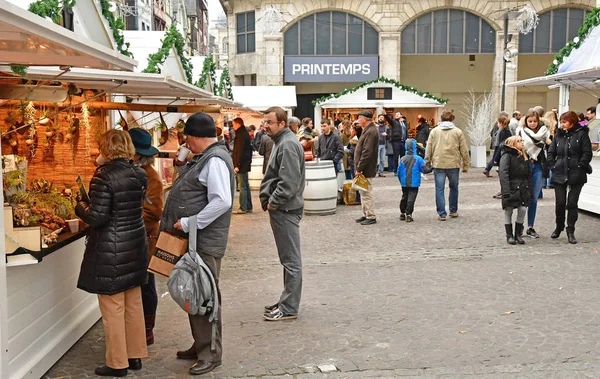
519, 7, 589, 54
402, 9, 496, 54
284, 11, 378, 56
236, 11, 255, 54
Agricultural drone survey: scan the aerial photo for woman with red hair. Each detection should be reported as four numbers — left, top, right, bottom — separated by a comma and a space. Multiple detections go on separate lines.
547, 111, 593, 244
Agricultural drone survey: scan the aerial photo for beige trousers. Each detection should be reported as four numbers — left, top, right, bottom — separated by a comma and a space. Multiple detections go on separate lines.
97, 286, 148, 369
359, 178, 375, 219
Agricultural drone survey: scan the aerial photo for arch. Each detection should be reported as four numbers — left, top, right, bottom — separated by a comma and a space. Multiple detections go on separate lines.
400, 8, 497, 55
283, 11, 379, 56
399, 6, 501, 33
519, 6, 592, 54
280, 8, 382, 33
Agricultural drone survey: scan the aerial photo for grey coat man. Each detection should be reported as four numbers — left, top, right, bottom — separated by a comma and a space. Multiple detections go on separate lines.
260, 107, 305, 321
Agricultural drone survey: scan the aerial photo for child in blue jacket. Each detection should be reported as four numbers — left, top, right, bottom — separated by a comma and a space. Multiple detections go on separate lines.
397, 139, 430, 222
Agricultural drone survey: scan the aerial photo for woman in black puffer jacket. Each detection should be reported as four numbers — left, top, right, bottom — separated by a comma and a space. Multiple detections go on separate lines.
75, 130, 149, 377
547, 111, 592, 244
499, 136, 532, 245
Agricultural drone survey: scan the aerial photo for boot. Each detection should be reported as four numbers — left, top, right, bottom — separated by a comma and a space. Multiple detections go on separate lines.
567, 229, 578, 244
505, 224, 516, 245
514, 223, 525, 245
551, 226, 563, 239
145, 314, 156, 346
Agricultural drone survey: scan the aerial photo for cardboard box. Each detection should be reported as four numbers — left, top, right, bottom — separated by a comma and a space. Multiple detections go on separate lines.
148, 231, 188, 278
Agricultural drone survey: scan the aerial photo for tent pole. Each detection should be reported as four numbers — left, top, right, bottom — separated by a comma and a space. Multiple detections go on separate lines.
501, 13, 509, 111
558, 83, 570, 114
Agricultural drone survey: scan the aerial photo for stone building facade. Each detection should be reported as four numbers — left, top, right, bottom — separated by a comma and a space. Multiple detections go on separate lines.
220, 0, 596, 119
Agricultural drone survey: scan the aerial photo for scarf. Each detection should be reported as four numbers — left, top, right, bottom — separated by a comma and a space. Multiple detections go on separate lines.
518, 125, 549, 161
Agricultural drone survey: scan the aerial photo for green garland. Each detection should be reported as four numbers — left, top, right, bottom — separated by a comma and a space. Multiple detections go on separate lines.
28, 0, 76, 24
311, 77, 448, 106
143, 25, 193, 83
217, 66, 234, 100
12, 0, 77, 75
546, 7, 600, 75
195, 57, 217, 94
98, 0, 133, 58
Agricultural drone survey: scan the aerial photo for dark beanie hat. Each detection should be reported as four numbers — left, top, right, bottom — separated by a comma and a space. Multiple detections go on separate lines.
184, 112, 217, 138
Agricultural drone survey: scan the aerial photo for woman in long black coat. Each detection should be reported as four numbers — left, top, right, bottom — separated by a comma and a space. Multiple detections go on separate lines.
547, 111, 593, 244
76, 130, 149, 377
499, 136, 532, 245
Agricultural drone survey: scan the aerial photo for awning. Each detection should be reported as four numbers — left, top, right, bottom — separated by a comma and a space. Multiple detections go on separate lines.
4, 67, 230, 102
507, 66, 600, 88
231, 86, 297, 111
0, 0, 136, 71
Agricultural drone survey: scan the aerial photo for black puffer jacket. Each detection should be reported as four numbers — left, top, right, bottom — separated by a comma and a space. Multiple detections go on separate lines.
499, 145, 532, 209
75, 158, 149, 295
548, 124, 592, 185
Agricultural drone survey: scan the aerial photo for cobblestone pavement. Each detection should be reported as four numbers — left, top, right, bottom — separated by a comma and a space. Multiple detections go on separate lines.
45, 171, 600, 379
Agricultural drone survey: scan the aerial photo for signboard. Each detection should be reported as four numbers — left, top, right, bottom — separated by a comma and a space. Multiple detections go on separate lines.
284, 56, 379, 83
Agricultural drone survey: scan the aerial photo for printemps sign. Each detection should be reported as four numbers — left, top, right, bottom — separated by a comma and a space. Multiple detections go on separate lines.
284, 56, 378, 83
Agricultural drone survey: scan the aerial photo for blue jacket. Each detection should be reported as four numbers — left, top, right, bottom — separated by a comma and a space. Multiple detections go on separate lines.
397, 139, 427, 188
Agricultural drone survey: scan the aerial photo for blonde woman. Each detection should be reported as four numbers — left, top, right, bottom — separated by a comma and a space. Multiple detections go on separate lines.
542, 110, 558, 189
75, 130, 149, 377
499, 135, 532, 245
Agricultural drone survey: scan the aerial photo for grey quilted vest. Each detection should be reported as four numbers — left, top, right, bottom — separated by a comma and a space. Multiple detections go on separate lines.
161, 141, 234, 258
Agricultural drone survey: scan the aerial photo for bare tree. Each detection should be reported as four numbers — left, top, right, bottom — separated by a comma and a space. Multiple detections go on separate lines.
462, 90, 497, 146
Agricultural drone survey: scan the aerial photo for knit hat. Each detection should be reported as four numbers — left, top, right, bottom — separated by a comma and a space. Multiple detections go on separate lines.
184, 112, 217, 138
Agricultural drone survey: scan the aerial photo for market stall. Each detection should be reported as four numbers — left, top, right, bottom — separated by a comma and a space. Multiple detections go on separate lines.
313, 77, 446, 132
507, 15, 600, 215
0, 1, 139, 378
0, 3, 240, 378
231, 85, 297, 118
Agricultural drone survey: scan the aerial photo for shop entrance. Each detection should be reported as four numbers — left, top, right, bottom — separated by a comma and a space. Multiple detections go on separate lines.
295, 93, 328, 119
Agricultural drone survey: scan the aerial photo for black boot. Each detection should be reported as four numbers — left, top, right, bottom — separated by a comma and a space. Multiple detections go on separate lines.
551, 226, 563, 239
567, 229, 578, 244
505, 224, 516, 245
514, 223, 525, 245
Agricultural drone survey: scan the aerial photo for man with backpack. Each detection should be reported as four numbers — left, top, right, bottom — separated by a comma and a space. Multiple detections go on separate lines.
163, 112, 234, 375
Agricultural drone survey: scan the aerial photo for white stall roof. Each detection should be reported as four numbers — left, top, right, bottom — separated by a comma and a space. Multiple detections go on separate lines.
231, 86, 297, 110
124, 31, 186, 81
507, 66, 600, 88
8, 67, 221, 101
0, 0, 136, 71
317, 82, 445, 109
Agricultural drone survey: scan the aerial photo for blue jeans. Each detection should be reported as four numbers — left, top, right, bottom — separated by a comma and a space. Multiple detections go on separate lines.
378, 145, 386, 174
434, 168, 459, 217
542, 170, 554, 188
527, 162, 543, 227
237, 172, 252, 211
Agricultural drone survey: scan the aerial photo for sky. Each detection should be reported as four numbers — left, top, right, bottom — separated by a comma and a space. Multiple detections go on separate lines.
207, 0, 225, 23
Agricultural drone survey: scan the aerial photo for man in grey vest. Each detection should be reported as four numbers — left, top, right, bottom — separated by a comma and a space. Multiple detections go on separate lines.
162, 112, 234, 376
260, 106, 306, 321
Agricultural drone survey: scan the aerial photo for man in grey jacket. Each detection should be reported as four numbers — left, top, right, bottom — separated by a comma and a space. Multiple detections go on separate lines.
259, 106, 306, 321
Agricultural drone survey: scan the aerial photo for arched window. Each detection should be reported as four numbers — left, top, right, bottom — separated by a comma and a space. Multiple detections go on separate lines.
401, 9, 496, 54
284, 11, 379, 56
519, 7, 590, 54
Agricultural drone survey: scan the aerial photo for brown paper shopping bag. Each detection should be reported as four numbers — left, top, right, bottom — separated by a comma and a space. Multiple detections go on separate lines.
148, 231, 188, 278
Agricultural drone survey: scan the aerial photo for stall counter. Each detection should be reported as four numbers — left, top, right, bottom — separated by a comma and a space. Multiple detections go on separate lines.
579, 155, 600, 215
5, 238, 100, 379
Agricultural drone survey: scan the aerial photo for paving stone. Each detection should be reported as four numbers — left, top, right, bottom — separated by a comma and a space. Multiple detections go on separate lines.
44, 173, 600, 378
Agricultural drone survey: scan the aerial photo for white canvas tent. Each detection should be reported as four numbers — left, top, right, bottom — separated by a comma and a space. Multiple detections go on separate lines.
507, 20, 600, 215
313, 80, 445, 126
231, 86, 297, 117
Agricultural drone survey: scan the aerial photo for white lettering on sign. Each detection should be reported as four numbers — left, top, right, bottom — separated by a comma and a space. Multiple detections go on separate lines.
289, 62, 374, 76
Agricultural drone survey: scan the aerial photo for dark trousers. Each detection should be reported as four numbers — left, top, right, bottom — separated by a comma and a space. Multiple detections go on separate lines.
188, 253, 222, 363
269, 209, 303, 315
387, 155, 394, 173
554, 183, 584, 232
391, 140, 405, 173
141, 272, 157, 316
400, 187, 419, 215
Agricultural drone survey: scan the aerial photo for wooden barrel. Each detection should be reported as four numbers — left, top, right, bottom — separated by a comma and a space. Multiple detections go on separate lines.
304, 160, 338, 216
249, 154, 264, 190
